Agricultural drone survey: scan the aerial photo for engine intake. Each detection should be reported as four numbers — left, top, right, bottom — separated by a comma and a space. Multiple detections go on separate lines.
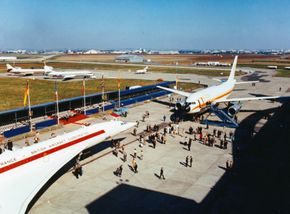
228, 103, 242, 117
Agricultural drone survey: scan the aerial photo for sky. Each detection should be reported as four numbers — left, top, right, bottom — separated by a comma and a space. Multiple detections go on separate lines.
0, 0, 290, 50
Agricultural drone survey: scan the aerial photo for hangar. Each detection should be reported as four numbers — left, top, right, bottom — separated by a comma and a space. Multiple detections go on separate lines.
115, 55, 144, 63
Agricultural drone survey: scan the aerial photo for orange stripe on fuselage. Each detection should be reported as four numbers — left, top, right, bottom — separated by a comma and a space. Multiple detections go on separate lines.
191, 88, 234, 111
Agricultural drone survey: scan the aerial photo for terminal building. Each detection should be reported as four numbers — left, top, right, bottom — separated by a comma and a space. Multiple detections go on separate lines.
115, 55, 144, 63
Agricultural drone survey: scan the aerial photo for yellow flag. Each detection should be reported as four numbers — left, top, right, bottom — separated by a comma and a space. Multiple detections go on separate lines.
23, 81, 29, 106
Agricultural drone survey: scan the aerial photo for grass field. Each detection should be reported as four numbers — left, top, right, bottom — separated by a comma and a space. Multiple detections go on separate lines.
275, 69, 290, 77
0, 62, 239, 76
0, 78, 201, 111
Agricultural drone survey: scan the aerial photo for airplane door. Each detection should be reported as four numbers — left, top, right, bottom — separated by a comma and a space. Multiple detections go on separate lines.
198, 97, 204, 108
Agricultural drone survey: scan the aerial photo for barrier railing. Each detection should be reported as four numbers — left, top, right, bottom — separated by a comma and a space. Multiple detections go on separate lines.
3, 125, 30, 138
35, 119, 57, 130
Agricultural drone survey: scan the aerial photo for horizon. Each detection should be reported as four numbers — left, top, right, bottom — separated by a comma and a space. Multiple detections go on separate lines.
1, 0, 290, 50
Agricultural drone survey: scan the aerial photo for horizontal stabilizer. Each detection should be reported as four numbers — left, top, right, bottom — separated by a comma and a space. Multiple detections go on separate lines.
235, 81, 259, 85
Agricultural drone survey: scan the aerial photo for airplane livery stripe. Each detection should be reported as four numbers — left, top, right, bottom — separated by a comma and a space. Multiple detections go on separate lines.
0, 129, 105, 174
191, 88, 234, 111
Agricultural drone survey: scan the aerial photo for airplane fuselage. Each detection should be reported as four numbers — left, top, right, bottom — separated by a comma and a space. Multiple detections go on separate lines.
185, 80, 235, 114
0, 121, 134, 214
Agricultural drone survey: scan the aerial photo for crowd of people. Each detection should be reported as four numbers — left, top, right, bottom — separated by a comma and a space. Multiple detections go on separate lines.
108, 110, 234, 181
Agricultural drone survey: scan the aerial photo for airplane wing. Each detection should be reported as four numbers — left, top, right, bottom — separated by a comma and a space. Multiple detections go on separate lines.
215, 95, 290, 103
157, 86, 191, 97
0, 144, 87, 214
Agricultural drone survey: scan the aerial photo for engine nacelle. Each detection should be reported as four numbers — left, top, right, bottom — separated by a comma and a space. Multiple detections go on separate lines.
176, 101, 191, 112
228, 103, 242, 117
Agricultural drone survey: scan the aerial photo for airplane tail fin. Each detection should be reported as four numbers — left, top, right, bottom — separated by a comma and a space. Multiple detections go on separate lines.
6, 64, 14, 72
44, 65, 53, 73
227, 55, 238, 82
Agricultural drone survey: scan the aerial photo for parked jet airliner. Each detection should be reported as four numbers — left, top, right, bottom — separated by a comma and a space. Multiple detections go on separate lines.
158, 56, 287, 116
0, 120, 134, 214
6, 64, 53, 76
135, 66, 148, 74
44, 69, 97, 81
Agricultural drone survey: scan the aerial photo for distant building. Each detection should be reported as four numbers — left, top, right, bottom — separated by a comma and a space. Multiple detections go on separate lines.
0, 56, 17, 61
194, 61, 231, 67
84, 49, 102, 54
115, 55, 144, 63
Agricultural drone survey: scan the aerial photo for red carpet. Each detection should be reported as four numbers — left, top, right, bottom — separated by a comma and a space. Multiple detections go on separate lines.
60, 114, 88, 125
110, 112, 120, 118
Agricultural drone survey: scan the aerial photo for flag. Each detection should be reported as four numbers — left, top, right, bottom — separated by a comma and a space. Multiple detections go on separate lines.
23, 80, 29, 106
117, 78, 120, 90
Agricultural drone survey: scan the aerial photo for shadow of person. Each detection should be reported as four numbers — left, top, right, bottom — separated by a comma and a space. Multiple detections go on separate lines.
154, 173, 160, 179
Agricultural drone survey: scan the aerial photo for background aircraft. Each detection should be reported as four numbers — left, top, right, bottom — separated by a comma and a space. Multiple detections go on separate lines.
6, 64, 53, 76
44, 69, 97, 81
135, 66, 148, 74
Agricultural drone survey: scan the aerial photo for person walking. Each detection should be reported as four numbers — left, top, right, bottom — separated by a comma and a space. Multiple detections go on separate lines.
159, 167, 165, 179
163, 115, 166, 122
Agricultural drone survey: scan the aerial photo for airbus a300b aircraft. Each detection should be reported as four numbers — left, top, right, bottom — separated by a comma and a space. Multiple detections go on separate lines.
158, 56, 286, 117
0, 120, 134, 214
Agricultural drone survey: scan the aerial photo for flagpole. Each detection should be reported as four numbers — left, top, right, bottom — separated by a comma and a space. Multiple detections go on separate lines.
102, 75, 105, 112
55, 81, 60, 125
83, 78, 86, 115
27, 81, 32, 132
118, 71, 121, 108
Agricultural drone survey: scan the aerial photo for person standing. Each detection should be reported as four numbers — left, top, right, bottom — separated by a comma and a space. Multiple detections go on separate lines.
185, 156, 189, 167
133, 148, 137, 158
123, 151, 127, 162
118, 165, 123, 177
159, 167, 165, 179
189, 156, 193, 167
163, 115, 166, 122
188, 138, 192, 151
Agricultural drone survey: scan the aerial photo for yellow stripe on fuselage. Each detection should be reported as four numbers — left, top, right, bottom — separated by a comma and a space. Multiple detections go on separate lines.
191, 88, 234, 111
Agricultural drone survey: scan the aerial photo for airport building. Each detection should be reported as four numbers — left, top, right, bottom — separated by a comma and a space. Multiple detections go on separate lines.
115, 55, 144, 63
0, 56, 17, 61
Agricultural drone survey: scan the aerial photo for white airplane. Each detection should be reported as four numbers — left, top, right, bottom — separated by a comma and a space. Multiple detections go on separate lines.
44, 69, 97, 81
135, 66, 148, 74
6, 64, 53, 76
0, 120, 135, 214
158, 56, 287, 116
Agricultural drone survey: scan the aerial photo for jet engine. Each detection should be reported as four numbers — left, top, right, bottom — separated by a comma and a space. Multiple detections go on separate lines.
227, 102, 242, 117
176, 101, 191, 112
